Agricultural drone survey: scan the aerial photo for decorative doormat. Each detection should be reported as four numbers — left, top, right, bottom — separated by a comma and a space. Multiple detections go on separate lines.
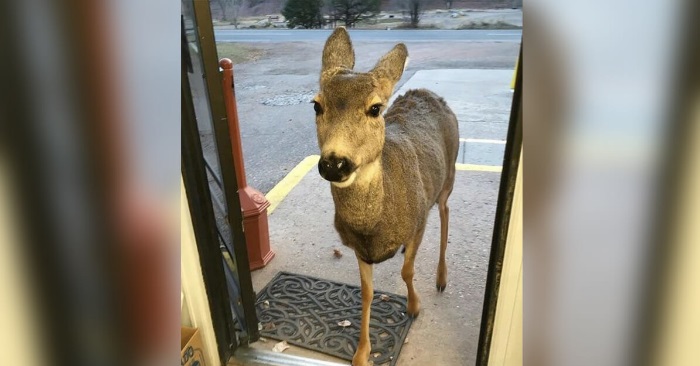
256, 271, 414, 366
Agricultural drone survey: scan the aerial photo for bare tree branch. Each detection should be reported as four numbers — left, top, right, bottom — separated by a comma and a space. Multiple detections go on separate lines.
328, 0, 380, 28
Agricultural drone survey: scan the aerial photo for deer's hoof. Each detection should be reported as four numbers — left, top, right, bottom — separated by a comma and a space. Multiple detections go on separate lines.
436, 283, 446, 293
406, 302, 421, 318
352, 351, 370, 366
352, 342, 371, 366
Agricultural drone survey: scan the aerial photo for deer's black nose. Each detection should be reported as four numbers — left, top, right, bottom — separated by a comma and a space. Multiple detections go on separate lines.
318, 155, 353, 182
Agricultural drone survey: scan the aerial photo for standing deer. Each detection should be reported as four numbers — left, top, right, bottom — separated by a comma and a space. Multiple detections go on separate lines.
313, 28, 459, 366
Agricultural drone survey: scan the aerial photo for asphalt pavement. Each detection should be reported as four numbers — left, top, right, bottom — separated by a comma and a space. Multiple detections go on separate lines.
214, 29, 522, 43
391, 69, 512, 167
221, 39, 519, 194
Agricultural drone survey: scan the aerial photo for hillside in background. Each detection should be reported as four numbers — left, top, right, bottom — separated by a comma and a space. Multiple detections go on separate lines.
210, 0, 520, 19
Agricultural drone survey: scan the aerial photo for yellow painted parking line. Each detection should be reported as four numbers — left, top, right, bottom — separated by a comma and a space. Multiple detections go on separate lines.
265, 155, 501, 215
455, 164, 502, 172
266, 155, 320, 215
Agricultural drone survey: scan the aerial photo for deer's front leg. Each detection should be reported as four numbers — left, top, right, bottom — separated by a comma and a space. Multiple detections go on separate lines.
353, 255, 373, 366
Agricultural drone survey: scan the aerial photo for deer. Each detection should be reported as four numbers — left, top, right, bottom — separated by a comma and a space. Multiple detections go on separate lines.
312, 28, 459, 366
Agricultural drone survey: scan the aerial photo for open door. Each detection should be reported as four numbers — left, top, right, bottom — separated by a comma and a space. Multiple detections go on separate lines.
476, 44, 522, 366
181, 0, 260, 363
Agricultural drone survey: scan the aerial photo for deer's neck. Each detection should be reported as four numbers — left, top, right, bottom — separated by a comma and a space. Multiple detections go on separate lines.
331, 158, 385, 233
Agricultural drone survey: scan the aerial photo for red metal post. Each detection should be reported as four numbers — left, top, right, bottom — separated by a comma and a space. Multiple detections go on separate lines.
219, 58, 274, 271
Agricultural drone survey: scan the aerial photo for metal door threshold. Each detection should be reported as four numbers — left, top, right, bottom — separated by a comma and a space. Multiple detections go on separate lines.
229, 347, 348, 366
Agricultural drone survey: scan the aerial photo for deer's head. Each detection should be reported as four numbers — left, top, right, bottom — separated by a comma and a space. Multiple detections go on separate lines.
314, 27, 408, 188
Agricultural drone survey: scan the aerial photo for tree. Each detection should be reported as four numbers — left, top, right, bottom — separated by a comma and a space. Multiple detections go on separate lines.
283, 0, 324, 29
213, 0, 233, 21
405, 0, 422, 28
211, 0, 243, 28
329, 0, 380, 28
230, 0, 243, 28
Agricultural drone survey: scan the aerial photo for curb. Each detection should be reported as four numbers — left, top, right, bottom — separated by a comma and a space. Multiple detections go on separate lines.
265, 155, 320, 215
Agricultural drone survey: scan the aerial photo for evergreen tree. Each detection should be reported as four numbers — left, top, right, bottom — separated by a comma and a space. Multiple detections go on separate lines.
283, 0, 325, 29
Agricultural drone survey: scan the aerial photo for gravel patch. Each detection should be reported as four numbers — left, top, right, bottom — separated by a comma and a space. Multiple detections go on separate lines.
262, 91, 316, 106
239, 84, 267, 91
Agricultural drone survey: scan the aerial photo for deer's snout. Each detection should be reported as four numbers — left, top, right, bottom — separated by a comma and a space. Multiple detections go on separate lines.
318, 154, 354, 182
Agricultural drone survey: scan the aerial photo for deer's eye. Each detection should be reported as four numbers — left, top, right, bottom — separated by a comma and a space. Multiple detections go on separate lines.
313, 101, 323, 115
368, 104, 382, 118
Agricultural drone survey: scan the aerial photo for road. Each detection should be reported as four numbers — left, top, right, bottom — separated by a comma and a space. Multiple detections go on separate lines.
214, 29, 522, 43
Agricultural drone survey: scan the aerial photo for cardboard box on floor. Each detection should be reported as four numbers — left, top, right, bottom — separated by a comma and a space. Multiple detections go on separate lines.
181, 327, 207, 366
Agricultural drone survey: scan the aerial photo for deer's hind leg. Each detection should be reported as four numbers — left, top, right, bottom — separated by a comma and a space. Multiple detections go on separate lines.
401, 222, 425, 318
402, 224, 426, 317
437, 166, 456, 292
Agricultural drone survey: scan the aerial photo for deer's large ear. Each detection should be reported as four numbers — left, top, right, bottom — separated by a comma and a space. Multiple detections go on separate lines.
371, 43, 408, 93
321, 27, 355, 81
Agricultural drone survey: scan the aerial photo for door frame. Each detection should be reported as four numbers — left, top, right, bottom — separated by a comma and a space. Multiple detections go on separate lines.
475, 44, 523, 366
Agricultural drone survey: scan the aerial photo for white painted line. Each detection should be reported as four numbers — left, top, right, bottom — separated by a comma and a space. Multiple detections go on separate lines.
455, 164, 502, 172
459, 138, 506, 144
487, 33, 521, 36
